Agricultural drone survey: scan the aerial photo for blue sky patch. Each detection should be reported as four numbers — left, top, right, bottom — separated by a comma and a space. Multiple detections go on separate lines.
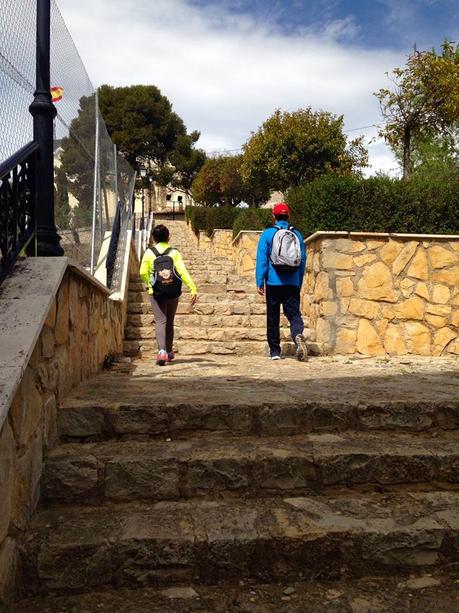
190, 0, 458, 50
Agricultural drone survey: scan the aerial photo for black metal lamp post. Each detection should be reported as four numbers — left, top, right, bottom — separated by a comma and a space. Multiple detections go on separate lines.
29, 0, 63, 256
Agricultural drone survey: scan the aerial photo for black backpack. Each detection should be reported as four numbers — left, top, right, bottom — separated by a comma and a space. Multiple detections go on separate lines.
149, 247, 182, 299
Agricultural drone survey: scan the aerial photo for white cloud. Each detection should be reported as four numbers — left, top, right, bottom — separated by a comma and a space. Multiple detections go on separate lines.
56, 0, 404, 174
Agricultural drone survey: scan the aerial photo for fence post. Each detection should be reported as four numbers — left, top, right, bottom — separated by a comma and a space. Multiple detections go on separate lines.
90, 89, 100, 274
29, 0, 63, 256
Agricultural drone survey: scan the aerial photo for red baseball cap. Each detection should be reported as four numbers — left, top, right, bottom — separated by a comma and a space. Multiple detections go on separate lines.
272, 202, 290, 216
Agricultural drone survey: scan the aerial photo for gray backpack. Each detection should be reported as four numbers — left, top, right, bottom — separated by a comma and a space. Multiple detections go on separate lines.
270, 225, 302, 273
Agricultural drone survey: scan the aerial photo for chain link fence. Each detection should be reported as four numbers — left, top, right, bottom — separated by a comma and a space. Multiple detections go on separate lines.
0, 0, 136, 274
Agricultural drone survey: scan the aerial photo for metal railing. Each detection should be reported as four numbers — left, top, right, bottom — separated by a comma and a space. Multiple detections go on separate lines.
105, 172, 137, 291
0, 0, 135, 285
106, 200, 122, 289
0, 141, 38, 282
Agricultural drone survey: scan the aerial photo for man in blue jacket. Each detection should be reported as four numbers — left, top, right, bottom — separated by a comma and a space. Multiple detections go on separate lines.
256, 202, 307, 360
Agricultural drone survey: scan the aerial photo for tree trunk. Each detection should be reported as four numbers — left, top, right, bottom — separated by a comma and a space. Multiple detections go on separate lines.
403, 125, 412, 181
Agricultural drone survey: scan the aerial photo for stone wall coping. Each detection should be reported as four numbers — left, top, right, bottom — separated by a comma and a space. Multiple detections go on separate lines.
304, 230, 459, 245
232, 230, 262, 245
207, 227, 459, 249
0, 257, 110, 430
208, 229, 234, 240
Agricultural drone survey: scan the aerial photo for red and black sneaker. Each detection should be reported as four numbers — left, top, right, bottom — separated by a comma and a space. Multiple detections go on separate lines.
167, 352, 175, 362
156, 350, 169, 366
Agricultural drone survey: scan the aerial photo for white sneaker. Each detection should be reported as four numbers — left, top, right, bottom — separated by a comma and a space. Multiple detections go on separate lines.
295, 334, 308, 361
270, 353, 281, 360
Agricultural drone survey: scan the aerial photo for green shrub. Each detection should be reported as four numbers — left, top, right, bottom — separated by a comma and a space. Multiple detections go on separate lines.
186, 206, 240, 236
232, 208, 273, 238
287, 174, 459, 237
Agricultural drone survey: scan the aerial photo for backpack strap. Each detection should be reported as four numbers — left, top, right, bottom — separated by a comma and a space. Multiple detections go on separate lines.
163, 247, 173, 256
151, 247, 160, 257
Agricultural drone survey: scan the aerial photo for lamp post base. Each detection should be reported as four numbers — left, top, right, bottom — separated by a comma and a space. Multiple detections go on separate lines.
36, 227, 64, 257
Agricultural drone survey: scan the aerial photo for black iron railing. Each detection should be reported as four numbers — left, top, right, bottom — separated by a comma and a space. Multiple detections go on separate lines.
106, 200, 123, 289
0, 141, 38, 283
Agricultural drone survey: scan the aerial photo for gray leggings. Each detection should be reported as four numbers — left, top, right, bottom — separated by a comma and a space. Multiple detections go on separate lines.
150, 296, 179, 352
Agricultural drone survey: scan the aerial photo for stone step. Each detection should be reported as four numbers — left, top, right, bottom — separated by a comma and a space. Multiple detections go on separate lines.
127, 285, 238, 296
21, 492, 459, 595
123, 339, 298, 357
129, 281, 254, 294
127, 296, 263, 314
127, 301, 269, 316
125, 326, 291, 342
42, 432, 459, 504
12, 572, 459, 613
184, 264, 235, 271
195, 293, 260, 304
58, 386, 458, 443
126, 313, 283, 328
128, 290, 258, 303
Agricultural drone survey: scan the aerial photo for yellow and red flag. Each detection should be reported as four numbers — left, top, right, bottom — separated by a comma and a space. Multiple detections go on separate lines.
50, 86, 64, 103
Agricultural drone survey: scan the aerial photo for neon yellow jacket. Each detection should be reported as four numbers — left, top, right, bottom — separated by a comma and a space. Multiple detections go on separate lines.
139, 242, 197, 296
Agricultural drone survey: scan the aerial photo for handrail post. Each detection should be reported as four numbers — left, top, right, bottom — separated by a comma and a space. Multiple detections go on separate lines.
29, 0, 63, 256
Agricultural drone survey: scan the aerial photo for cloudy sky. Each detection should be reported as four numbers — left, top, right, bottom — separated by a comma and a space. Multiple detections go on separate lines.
57, 0, 458, 176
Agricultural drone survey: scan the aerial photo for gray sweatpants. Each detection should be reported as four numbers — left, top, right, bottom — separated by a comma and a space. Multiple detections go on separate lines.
150, 296, 179, 352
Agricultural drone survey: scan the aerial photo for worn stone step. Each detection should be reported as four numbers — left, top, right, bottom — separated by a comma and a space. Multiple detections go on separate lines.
124, 318, 294, 339
163, 328, 287, 342
196, 293, 259, 304
122, 339, 302, 357
127, 301, 270, 317
58, 385, 459, 444
42, 432, 459, 504
127, 300, 268, 316
126, 314, 283, 329
125, 323, 286, 341
128, 281, 146, 291
174, 327, 290, 342
21, 492, 459, 595
12, 572, 459, 613
184, 265, 234, 272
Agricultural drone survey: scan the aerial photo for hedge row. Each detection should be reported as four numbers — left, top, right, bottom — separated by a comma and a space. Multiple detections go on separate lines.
288, 174, 459, 237
186, 205, 272, 237
185, 206, 240, 236
186, 173, 459, 239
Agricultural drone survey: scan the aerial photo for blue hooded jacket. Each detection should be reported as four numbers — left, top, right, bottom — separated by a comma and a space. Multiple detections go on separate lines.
256, 220, 307, 288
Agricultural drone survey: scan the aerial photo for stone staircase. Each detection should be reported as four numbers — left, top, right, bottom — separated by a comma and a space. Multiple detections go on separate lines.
13, 354, 459, 611
123, 220, 312, 358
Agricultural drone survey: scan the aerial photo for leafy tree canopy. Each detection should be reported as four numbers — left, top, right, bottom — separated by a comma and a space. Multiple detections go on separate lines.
240, 108, 368, 193
59, 93, 97, 228
375, 41, 459, 180
98, 84, 206, 190
192, 155, 269, 207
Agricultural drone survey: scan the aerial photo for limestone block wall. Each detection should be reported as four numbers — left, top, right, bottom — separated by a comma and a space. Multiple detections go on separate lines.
184, 223, 233, 258
210, 230, 233, 257
0, 260, 125, 606
184, 222, 262, 278
303, 232, 459, 356
232, 232, 260, 278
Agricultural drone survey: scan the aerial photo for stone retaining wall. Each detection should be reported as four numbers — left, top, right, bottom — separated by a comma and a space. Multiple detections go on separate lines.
210, 229, 233, 257
184, 223, 459, 358
303, 232, 459, 356
232, 232, 259, 277
0, 259, 127, 606
184, 222, 259, 277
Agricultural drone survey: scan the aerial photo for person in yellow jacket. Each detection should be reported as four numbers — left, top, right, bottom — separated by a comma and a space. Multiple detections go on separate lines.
139, 224, 197, 365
